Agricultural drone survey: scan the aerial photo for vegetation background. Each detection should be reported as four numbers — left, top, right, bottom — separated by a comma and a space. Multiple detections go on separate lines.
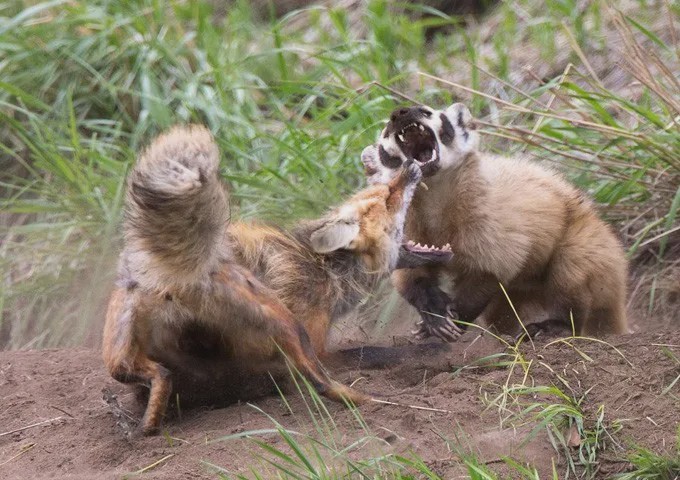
1, 0, 678, 350
0, 1, 678, 478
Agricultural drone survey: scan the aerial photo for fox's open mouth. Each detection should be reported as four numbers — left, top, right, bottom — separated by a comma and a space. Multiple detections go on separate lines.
395, 122, 439, 168
404, 240, 450, 254
396, 240, 452, 269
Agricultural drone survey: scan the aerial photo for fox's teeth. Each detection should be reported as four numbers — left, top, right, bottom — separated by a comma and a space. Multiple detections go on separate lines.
407, 240, 415, 246
415, 242, 422, 248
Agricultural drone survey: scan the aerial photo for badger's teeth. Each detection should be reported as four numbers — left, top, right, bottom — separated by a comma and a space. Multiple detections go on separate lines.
398, 134, 405, 142
418, 124, 424, 131
430, 149, 436, 161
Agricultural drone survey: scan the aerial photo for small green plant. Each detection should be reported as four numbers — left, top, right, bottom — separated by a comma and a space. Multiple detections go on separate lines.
660, 347, 680, 398
614, 427, 680, 480
207, 365, 565, 480
207, 366, 413, 479
486, 380, 623, 479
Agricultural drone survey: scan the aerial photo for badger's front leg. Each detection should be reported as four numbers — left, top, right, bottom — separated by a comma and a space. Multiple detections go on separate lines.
392, 267, 463, 342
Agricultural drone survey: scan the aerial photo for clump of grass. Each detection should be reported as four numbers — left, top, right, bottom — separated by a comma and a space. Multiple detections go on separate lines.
0, 0, 432, 348
206, 367, 414, 479
206, 365, 559, 480
615, 427, 680, 480
478, 323, 631, 479
485, 380, 624, 479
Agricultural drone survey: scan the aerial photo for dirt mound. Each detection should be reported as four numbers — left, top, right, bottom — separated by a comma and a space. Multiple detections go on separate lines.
1, 330, 678, 479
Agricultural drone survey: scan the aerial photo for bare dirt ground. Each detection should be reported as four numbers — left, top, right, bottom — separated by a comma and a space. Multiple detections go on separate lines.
1, 327, 679, 479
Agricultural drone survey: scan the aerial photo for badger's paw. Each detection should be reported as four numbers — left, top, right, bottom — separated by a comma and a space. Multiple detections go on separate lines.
411, 302, 464, 342
515, 319, 572, 343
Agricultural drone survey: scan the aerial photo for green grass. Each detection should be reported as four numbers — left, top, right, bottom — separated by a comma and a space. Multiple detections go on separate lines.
0, 3, 677, 477
614, 426, 680, 480
204, 370, 555, 480
2, 0, 677, 349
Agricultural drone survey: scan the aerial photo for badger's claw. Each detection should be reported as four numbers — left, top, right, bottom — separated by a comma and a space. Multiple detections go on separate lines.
411, 305, 464, 342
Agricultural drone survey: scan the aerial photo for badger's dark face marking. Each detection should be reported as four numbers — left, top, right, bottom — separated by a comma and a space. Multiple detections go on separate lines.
380, 106, 441, 177
362, 103, 479, 185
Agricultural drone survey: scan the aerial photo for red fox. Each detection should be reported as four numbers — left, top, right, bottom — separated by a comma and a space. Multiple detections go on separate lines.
361, 103, 629, 341
102, 125, 449, 435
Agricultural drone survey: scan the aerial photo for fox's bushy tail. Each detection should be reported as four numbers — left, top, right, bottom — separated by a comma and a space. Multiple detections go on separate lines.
123, 125, 229, 291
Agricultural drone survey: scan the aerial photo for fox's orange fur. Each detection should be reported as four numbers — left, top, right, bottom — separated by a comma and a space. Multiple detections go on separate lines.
103, 125, 423, 435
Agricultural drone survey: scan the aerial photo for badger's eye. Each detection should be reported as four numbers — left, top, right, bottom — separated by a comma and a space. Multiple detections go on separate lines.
419, 108, 432, 118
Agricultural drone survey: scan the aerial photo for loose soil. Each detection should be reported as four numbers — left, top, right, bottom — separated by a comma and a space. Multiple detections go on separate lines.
1, 326, 679, 479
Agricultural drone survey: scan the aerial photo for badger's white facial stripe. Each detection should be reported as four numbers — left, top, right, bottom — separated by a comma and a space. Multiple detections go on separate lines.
362, 145, 399, 184
366, 103, 480, 185
380, 134, 408, 160
440, 103, 479, 163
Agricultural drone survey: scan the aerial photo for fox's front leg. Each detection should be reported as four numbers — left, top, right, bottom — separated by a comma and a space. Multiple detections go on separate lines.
392, 267, 463, 342
213, 265, 368, 405
102, 287, 172, 436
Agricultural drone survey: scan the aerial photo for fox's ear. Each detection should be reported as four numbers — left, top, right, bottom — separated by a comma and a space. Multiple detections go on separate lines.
310, 206, 360, 253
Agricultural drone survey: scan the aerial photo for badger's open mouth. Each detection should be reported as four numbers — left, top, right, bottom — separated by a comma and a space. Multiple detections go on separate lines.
396, 240, 452, 269
395, 122, 439, 167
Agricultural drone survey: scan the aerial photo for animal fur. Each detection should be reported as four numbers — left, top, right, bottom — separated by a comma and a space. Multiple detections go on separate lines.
103, 125, 430, 435
361, 103, 629, 341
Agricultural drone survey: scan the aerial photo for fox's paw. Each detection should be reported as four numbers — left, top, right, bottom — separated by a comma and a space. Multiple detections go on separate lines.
159, 159, 205, 193
412, 303, 464, 342
361, 145, 383, 185
326, 381, 370, 406
138, 125, 219, 195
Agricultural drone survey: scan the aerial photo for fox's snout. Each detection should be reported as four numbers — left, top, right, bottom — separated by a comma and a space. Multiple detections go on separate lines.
401, 159, 422, 184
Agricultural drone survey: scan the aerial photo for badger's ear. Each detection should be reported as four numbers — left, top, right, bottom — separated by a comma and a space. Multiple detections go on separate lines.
310, 206, 360, 253
444, 103, 474, 130
443, 103, 479, 154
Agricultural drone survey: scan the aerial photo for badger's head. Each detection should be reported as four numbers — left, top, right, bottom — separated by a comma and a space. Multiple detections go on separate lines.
362, 103, 479, 184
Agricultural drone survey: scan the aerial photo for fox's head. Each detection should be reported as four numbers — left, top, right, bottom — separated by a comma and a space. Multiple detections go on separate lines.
362, 103, 479, 184
308, 161, 423, 272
